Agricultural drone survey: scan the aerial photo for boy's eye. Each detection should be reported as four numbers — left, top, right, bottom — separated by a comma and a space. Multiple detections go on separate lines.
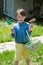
18, 15, 23, 18
19, 16, 20, 18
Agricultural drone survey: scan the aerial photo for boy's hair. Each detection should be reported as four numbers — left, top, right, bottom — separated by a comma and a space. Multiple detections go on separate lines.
16, 9, 26, 16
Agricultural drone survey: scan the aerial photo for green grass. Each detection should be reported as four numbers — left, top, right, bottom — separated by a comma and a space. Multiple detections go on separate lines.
0, 44, 43, 65
30, 44, 43, 63
0, 50, 15, 65
31, 24, 43, 37
0, 22, 13, 43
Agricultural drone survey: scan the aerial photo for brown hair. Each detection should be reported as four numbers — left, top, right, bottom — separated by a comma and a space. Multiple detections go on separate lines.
16, 9, 26, 16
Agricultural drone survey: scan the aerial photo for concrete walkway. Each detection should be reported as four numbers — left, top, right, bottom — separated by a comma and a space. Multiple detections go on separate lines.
0, 41, 15, 52
0, 36, 43, 52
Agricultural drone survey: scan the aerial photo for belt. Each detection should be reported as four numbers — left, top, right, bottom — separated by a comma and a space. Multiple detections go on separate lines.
22, 42, 26, 44
17, 42, 27, 44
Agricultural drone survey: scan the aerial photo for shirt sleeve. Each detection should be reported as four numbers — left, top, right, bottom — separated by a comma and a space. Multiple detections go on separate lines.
26, 22, 32, 35
11, 24, 17, 38
26, 22, 30, 31
13, 25, 17, 35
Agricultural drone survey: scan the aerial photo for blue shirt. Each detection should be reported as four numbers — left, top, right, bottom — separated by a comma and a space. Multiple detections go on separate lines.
13, 21, 31, 43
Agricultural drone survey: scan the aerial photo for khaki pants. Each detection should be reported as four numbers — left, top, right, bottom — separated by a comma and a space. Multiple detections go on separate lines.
15, 43, 30, 62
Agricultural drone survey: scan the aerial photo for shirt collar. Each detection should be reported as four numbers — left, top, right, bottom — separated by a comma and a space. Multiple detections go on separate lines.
18, 21, 25, 25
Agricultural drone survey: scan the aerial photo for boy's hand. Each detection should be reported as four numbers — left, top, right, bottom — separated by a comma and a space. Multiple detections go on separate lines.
11, 29, 14, 34
10, 29, 15, 38
30, 23, 33, 29
29, 18, 35, 31
29, 23, 33, 32
29, 18, 35, 23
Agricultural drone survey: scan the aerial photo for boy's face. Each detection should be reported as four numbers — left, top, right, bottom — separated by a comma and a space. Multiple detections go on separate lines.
17, 13, 26, 23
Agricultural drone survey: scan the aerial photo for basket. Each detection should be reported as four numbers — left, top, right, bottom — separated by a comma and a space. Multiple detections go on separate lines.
25, 30, 41, 51
25, 39, 41, 51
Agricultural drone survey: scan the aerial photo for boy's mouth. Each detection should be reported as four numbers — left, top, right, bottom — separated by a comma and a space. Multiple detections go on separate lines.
20, 20, 23, 22
20, 20, 22, 21
20, 19, 24, 22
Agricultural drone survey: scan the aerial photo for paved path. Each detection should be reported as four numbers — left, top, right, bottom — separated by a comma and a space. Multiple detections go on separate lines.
0, 36, 43, 52
0, 41, 15, 52
32, 35, 43, 43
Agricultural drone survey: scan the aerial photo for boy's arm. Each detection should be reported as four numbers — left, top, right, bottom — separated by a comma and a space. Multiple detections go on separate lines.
28, 23, 33, 35
25, 17, 36, 23
10, 28, 15, 38
11, 28, 14, 34
29, 18, 35, 31
27, 22, 33, 32
29, 18, 35, 23
29, 23, 33, 31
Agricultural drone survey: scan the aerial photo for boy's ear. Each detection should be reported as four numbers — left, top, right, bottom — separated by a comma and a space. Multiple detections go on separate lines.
25, 16, 26, 18
24, 16, 26, 19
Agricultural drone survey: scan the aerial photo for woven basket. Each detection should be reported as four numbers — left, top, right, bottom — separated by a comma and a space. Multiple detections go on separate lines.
25, 38, 41, 51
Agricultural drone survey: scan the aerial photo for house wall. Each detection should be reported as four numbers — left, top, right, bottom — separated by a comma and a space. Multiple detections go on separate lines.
40, 4, 43, 17
4, 0, 14, 18
4, 0, 33, 19
4, 0, 43, 19
14, 0, 33, 18
0, 0, 3, 17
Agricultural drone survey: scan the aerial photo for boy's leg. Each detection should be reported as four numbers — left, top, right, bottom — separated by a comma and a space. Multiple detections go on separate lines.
14, 43, 23, 65
14, 61, 18, 65
23, 45, 30, 65
26, 59, 30, 65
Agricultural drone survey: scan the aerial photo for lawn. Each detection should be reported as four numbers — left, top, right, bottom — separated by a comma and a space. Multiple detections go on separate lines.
0, 24, 13, 43
0, 44, 43, 65
31, 24, 43, 37
0, 19, 13, 43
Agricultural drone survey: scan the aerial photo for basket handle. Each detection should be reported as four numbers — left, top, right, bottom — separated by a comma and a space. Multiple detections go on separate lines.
26, 30, 32, 41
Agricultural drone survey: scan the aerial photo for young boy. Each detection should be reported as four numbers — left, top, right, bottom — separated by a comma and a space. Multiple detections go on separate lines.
11, 9, 33, 65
